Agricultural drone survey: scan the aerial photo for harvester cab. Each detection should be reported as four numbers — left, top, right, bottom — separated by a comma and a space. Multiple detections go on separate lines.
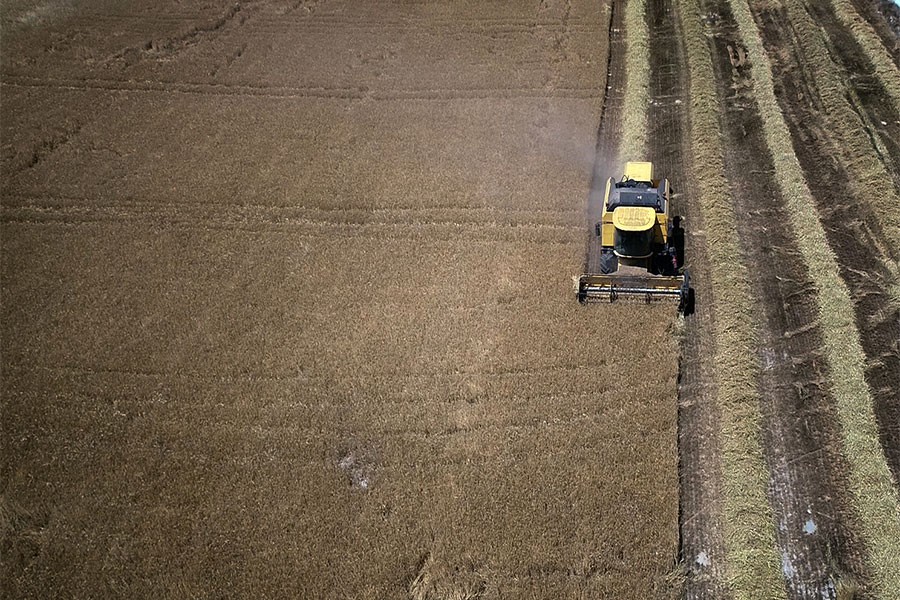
578, 161, 692, 313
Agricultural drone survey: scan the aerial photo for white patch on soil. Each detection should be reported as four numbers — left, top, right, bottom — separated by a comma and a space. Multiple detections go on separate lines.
781, 550, 796, 579
695, 550, 710, 567
762, 347, 776, 370
803, 517, 817, 535
16, 0, 71, 25
338, 451, 372, 491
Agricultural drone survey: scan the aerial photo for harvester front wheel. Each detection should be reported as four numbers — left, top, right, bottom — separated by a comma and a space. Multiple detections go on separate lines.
599, 251, 618, 274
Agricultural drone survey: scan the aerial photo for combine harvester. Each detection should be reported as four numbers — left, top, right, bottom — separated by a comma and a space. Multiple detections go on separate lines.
577, 162, 692, 313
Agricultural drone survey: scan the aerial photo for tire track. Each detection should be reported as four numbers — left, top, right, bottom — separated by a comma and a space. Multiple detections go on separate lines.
0, 197, 582, 229
3, 361, 619, 386
108, 2, 246, 65
71, 14, 600, 26
0, 194, 581, 215
69, 20, 600, 35
0, 219, 580, 246
1, 97, 116, 178
0, 77, 603, 100
644, 0, 731, 596
244, 22, 600, 34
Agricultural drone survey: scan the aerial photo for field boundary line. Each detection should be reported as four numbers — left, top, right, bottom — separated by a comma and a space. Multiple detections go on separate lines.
678, 0, 786, 596
620, 0, 650, 161
728, 0, 900, 596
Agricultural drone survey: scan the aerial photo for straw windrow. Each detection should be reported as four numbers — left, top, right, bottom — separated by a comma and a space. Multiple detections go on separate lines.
779, 0, 900, 259
828, 0, 900, 113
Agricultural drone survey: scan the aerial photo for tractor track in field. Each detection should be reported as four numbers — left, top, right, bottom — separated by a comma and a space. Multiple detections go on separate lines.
0, 196, 583, 229
751, 0, 900, 493
0, 76, 604, 101
62, 12, 599, 27
645, 0, 730, 596
0, 196, 584, 243
703, 1, 874, 597
583, 0, 623, 275
0, 222, 577, 246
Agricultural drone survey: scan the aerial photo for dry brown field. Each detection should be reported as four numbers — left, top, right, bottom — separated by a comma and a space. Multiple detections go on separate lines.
1, 1, 682, 598
5, 0, 900, 599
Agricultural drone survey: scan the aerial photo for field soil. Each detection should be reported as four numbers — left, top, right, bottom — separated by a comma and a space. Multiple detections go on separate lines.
750, 0, 900, 490
1, 1, 682, 598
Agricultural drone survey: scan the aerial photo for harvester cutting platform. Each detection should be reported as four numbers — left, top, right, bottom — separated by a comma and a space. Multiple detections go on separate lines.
578, 162, 692, 312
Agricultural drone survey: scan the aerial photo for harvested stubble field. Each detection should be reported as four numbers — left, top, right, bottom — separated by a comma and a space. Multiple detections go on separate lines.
1, 0, 683, 598
671, 0, 900, 597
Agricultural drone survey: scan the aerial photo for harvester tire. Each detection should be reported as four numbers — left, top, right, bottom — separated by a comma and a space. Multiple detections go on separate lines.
599, 252, 618, 274
671, 216, 685, 268
682, 288, 696, 316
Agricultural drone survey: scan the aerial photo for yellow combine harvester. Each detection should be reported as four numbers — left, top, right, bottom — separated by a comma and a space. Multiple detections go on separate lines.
577, 161, 692, 312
